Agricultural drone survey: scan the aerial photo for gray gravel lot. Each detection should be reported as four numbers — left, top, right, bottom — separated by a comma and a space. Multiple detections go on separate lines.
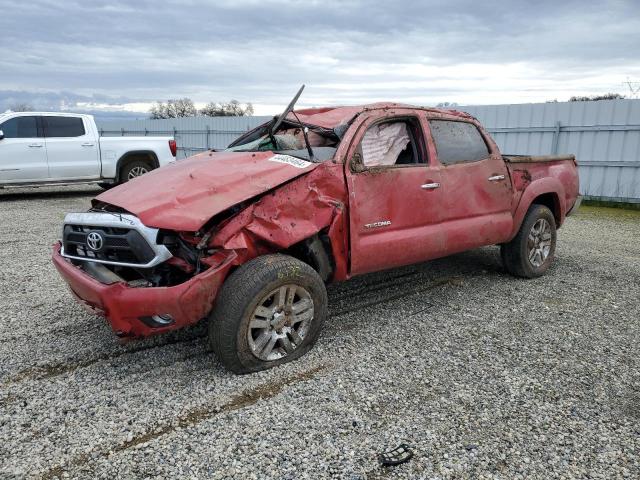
0, 186, 638, 479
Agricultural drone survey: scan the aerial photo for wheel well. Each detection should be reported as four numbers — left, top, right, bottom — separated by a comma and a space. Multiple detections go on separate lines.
286, 233, 335, 283
532, 193, 561, 225
116, 151, 159, 181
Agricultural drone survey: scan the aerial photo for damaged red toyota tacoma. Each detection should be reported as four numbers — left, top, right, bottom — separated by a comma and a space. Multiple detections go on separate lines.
52, 87, 580, 373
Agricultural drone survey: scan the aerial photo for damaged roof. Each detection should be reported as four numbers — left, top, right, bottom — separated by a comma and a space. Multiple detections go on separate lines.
289, 103, 474, 128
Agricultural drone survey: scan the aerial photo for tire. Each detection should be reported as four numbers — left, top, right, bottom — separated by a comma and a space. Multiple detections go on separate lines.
501, 204, 557, 278
208, 254, 328, 374
119, 159, 154, 183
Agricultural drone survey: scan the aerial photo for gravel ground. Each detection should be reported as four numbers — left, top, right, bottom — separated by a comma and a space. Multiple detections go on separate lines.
0, 186, 638, 479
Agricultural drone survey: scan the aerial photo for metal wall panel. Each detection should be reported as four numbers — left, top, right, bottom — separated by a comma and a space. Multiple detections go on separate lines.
97, 99, 640, 202
461, 99, 640, 203
97, 116, 271, 159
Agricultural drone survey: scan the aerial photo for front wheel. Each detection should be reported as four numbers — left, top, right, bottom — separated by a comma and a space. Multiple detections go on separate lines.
208, 255, 328, 374
501, 204, 557, 278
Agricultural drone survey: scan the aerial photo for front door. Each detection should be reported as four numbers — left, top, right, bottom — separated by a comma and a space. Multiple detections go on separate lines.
43, 115, 100, 180
427, 119, 513, 255
345, 113, 445, 276
0, 115, 48, 184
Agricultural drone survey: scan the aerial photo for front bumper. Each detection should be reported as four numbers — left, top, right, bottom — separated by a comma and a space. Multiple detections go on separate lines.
52, 242, 236, 338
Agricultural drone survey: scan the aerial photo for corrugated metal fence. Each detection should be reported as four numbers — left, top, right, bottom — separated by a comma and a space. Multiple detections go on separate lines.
97, 116, 271, 159
98, 99, 640, 203
461, 100, 640, 204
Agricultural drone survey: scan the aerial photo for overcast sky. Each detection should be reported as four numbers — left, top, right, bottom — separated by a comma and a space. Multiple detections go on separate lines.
1, 0, 639, 116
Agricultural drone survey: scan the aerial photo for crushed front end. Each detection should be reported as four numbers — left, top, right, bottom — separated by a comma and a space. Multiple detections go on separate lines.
52, 211, 236, 338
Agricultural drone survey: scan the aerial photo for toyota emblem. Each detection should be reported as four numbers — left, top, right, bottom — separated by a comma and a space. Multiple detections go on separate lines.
86, 231, 104, 251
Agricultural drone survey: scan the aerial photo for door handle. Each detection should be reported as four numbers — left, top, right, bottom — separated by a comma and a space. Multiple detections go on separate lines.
81, 143, 95, 147
28, 143, 44, 148
488, 174, 506, 182
421, 182, 441, 190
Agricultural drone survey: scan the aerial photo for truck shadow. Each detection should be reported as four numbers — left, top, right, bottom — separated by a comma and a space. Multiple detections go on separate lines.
328, 247, 503, 307
0, 186, 101, 200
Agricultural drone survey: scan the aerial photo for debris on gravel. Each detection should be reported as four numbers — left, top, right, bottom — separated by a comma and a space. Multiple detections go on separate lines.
0, 187, 638, 479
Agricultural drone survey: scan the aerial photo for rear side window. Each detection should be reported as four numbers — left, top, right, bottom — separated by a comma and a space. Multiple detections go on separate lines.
0, 116, 39, 138
429, 120, 489, 165
43, 116, 85, 137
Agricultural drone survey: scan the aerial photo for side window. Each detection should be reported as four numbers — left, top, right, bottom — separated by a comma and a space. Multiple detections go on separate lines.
360, 119, 423, 167
43, 116, 85, 138
0, 116, 39, 138
429, 120, 489, 165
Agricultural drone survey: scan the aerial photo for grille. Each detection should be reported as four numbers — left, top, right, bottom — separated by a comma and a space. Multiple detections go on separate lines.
63, 224, 156, 266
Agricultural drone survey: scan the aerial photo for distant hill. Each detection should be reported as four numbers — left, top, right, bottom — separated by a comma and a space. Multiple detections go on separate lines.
0, 90, 147, 121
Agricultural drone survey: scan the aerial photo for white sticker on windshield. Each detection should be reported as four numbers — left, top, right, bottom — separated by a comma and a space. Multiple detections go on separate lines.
268, 154, 312, 169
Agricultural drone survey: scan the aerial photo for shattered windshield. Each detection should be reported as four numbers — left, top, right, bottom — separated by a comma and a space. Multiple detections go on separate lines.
225, 120, 342, 162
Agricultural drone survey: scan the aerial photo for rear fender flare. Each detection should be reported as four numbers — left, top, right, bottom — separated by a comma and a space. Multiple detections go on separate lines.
509, 177, 566, 240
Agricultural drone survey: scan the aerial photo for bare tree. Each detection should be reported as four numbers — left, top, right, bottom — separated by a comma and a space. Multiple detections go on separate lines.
200, 100, 254, 117
149, 98, 197, 119
9, 103, 34, 112
569, 93, 625, 102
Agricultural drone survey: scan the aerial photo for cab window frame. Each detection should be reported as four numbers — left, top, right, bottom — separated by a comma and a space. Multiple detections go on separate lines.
350, 115, 429, 172
42, 115, 86, 138
0, 115, 43, 139
427, 118, 491, 166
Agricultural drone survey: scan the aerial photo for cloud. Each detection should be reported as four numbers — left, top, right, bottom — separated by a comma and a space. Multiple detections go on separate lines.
1, 0, 639, 114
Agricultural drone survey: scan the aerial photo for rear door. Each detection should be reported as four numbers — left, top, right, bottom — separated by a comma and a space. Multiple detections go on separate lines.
0, 115, 48, 183
345, 112, 445, 275
43, 115, 100, 180
426, 118, 513, 255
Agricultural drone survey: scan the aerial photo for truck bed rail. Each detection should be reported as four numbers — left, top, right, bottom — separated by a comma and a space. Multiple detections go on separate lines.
503, 154, 576, 164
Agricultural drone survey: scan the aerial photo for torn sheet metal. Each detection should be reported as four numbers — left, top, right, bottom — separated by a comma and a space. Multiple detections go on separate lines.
210, 162, 350, 280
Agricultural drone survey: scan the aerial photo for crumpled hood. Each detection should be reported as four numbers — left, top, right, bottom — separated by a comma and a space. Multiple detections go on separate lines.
95, 151, 318, 231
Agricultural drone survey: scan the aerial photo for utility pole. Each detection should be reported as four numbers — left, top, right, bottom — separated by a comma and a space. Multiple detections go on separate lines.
624, 77, 640, 99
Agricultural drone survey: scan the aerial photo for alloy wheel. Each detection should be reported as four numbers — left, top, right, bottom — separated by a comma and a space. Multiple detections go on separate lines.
247, 284, 314, 361
127, 166, 148, 179
528, 218, 552, 267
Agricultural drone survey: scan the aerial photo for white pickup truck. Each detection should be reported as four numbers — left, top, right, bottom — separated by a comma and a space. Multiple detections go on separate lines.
0, 112, 177, 188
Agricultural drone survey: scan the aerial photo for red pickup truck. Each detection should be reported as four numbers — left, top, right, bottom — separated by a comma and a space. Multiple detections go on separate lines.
53, 89, 580, 373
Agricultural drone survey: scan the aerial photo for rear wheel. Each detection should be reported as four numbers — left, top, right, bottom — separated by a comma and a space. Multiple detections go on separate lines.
501, 204, 557, 278
120, 159, 154, 183
208, 255, 327, 374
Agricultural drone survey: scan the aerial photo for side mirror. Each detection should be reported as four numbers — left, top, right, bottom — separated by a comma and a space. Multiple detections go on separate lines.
0, 130, 4, 140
